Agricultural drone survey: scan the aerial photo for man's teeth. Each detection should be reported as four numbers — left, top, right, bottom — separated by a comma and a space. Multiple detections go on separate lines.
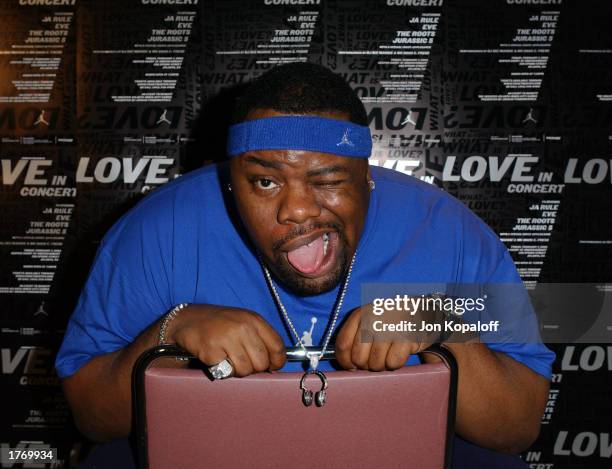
300, 233, 329, 256
323, 232, 329, 256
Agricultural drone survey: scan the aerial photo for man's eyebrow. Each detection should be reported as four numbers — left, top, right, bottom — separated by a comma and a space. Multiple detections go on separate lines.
306, 165, 350, 177
243, 155, 284, 170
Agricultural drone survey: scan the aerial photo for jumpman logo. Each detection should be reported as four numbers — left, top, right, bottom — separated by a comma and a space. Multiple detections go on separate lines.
298, 317, 318, 347
522, 108, 537, 124
156, 109, 171, 125
34, 110, 49, 127
34, 301, 48, 317
400, 110, 417, 126
337, 128, 354, 147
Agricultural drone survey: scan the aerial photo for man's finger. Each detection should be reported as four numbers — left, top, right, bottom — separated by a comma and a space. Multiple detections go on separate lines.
368, 340, 391, 371
413, 339, 434, 356
351, 329, 373, 369
225, 344, 254, 377
251, 314, 287, 370
335, 308, 363, 369
385, 342, 413, 370
195, 345, 227, 368
241, 331, 271, 373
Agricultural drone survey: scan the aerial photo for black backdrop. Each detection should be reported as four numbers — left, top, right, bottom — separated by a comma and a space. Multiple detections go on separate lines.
1, 0, 611, 467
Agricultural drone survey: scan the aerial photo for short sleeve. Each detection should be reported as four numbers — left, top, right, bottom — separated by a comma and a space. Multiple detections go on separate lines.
55, 199, 174, 378
483, 250, 555, 380
460, 212, 556, 380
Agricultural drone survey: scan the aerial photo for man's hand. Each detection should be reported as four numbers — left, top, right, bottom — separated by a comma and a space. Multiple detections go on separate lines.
63, 304, 286, 441
335, 302, 549, 453
335, 303, 439, 371
166, 304, 287, 376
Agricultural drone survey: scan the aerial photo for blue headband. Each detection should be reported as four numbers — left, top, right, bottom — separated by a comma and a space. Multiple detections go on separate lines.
226, 116, 372, 158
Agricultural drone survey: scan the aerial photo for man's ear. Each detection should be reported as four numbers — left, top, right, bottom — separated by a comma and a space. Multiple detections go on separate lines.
365, 164, 376, 192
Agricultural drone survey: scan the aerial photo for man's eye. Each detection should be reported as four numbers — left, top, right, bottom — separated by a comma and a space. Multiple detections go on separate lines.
255, 178, 278, 190
316, 180, 344, 187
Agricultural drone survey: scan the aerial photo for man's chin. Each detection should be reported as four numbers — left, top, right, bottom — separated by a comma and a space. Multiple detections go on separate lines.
268, 255, 347, 296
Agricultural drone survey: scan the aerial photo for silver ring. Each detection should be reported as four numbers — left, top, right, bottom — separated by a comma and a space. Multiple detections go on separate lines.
208, 358, 234, 379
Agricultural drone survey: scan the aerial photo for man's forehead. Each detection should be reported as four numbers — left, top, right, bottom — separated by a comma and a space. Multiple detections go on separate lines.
238, 150, 353, 172
285, 150, 305, 163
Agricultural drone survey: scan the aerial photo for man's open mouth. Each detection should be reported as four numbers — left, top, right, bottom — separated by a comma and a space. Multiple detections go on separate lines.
281, 231, 339, 278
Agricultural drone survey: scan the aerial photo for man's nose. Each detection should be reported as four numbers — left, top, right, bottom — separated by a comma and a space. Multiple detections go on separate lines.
277, 184, 321, 225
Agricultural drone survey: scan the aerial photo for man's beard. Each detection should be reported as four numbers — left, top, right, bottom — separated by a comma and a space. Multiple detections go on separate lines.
266, 224, 351, 296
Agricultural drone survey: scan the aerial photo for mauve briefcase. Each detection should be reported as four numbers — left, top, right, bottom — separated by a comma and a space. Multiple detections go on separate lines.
132, 345, 457, 469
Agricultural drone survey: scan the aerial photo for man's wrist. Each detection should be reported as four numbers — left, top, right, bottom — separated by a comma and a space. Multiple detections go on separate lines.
429, 293, 458, 344
158, 303, 189, 345
437, 317, 455, 343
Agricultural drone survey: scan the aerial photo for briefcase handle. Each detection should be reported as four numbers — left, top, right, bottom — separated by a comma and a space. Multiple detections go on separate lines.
285, 346, 335, 361
285, 344, 456, 370
134, 343, 455, 369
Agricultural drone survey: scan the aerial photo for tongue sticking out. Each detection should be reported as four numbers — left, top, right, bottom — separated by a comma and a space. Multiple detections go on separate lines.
287, 235, 326, 274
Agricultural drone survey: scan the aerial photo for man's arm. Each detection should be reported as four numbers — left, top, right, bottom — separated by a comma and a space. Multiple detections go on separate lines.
62, 316, 160, 442
422, 342, 549, 453
62, 305, 286, 442
335, 306, 549, 454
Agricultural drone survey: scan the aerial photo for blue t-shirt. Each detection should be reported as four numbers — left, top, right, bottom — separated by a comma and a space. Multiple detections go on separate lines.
55, 164, 555, 379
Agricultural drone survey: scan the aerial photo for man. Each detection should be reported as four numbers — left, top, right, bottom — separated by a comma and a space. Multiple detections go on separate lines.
56, 63, 554, 454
